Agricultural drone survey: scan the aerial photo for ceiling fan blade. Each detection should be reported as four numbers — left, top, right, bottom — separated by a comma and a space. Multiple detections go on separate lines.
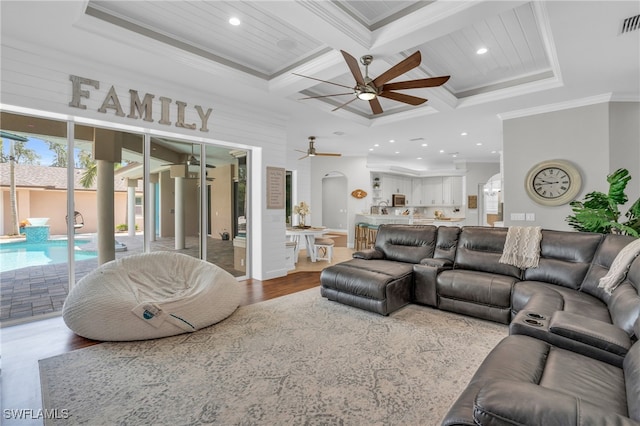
369, 97, 383, 115
331, 97, 358, 112
205, 164, 216, 168
295, 149, 307, 153
299, 93, 354, 100
341, 50, 365, 85
292, 73, 353, 89
372, 51, 421, 87
298, 154, 310, 160
316, 152, 342, 157
382, 76, 450, 91
379, 91, 428, 106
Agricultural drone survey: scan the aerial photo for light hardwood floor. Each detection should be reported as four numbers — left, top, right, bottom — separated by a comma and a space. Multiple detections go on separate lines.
1, 272, 322, 425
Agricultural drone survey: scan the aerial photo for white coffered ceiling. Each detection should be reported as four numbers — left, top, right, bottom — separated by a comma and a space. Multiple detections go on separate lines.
2, 1, 639, 170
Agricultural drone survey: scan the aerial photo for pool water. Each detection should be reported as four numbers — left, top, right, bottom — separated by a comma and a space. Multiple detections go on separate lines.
0, 239, 97, 273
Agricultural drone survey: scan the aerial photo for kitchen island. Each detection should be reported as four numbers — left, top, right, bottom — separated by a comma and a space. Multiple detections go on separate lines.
355, 214, 465, 226
354, 214, 465, 250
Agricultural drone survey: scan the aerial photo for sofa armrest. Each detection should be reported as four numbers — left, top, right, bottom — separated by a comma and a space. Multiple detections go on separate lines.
413, 262, 451, 307
474, 380, 636, 426
419, 258, 452, 268
352, 249, 384, 260
549, 311, 631, 356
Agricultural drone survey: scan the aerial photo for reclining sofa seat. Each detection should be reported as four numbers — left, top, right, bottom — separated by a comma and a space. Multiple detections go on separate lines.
442, 236, 640, 425
432, 227, 523, 324
320, 225, 439, 315
511, 232, 640, 366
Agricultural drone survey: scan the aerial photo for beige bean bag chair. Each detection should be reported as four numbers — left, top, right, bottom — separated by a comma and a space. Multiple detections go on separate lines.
63, 252, 244, 341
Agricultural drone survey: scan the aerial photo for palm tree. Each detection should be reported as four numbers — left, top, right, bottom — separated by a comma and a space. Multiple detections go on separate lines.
1, 131, 30, 235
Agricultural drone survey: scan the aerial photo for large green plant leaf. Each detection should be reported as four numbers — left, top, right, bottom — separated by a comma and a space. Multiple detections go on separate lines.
622, 198, 640, 237
607, 168, 630, 205
566, 168, 639, 236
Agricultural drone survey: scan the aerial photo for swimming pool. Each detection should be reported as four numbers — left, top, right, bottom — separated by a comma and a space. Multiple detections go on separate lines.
0, 239, 98, 273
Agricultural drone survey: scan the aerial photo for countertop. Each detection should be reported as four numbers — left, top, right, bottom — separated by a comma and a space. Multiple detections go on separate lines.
355, 214, 465, 225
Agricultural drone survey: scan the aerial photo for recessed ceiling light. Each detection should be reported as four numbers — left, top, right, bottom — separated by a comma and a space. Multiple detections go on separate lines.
452, 154, 458, 157
476, 142, 483, 146
395, 151, 400, 154
389, 139, 395, 143
374, 143, 379, 147
461, 132, 468, 136
476, 47, 488, 55
416, 157, 422, 160
439, 150, 444, 153
229, 17, 241, 26
421, 143, 428, 147
369, 148, 374, 151
491, 150, 497, 154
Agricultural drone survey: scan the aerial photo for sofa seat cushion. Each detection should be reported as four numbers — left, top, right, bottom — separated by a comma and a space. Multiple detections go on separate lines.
320, 259, 414, 315
442, 335, 630, 425
321, 259, 412, 300
438, 270, 518, 309
512, 281, 611, 322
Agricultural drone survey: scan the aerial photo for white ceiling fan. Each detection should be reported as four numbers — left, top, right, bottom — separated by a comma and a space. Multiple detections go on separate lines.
296, 136, 342, 160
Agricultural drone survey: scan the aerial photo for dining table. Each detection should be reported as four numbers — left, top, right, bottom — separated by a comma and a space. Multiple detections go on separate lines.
286, 226, 329, 262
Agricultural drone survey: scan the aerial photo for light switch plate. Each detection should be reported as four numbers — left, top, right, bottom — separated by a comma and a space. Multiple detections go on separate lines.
526, 213, 536, 221
511, 213, 525, 221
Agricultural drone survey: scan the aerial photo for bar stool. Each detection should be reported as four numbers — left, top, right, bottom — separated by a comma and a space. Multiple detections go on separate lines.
313, 237, 335, 263
367, 224, 379, 249
355, 223, 368, 251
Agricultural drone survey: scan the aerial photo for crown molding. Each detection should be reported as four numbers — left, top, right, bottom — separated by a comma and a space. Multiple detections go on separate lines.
497, 93, 615, 121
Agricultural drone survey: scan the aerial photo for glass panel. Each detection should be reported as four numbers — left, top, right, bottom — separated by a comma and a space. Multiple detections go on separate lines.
0, 111, 70, 323
72, 123, 145, 275
146, 137, 201, 259
205, 145, 247, 277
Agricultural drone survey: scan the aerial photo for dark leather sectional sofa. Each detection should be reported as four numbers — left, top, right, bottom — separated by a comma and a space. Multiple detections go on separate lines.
319, 224, 640, 425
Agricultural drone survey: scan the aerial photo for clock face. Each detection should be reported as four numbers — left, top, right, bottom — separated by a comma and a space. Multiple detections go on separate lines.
533, 167, 571, 199
525, 160, 582, 206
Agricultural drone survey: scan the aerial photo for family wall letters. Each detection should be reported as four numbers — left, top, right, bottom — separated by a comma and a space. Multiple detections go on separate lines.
68, 75, 212, 133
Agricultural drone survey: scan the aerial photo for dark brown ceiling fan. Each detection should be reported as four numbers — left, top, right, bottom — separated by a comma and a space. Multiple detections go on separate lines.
296, 50, 450, 115
296, 136, 342, 160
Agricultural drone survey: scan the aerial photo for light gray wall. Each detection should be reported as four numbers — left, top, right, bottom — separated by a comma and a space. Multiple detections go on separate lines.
609, 102, 640, 212
503, 101, 639, 231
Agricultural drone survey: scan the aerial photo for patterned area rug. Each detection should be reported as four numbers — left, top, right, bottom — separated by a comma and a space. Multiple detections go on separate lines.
39, 288, 507, 425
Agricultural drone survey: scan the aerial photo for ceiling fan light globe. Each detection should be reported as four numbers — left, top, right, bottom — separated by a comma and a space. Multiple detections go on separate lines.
357, 92, 376, 101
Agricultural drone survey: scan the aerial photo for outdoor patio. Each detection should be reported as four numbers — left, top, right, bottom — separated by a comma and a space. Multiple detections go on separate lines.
0, 234, 244, 325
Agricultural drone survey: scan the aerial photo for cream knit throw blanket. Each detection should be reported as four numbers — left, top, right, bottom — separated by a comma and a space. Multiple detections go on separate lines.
499, 226, 542, 269
599, 238, 640, 295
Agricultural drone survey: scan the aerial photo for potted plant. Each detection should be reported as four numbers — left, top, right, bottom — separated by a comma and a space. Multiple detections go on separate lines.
566, 168, 640, 237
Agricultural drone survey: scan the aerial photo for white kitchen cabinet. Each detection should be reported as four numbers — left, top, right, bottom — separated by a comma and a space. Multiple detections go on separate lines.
381, 174, 412, 204
423, 177, 443, 205
411, 178, 423, 205
443, 176, 464, 205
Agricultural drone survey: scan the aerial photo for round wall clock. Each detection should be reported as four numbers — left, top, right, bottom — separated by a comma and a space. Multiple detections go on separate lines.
525, 159, 582, 206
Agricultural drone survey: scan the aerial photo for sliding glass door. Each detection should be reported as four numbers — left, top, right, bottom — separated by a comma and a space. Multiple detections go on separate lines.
0, 110, 249, 324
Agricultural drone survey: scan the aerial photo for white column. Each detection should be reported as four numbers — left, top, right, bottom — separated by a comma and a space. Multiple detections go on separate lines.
148, 179, 156, 242
97, 159, 116, 264
127, 178, 137, 237
174, 176, 185, 250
